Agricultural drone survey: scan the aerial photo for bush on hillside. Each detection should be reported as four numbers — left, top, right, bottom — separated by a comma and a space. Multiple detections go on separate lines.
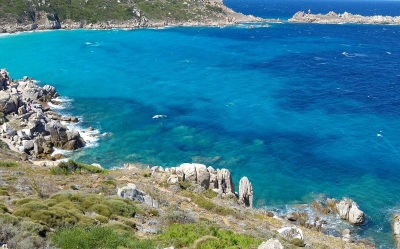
50, 160, 105, 175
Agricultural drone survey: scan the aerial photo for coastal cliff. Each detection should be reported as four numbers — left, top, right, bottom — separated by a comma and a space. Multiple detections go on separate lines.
0, 0, 264, 33
289, 11, 400, 25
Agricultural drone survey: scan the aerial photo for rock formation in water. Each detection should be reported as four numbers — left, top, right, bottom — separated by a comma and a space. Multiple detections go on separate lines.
393, 214, 400, 248
289, 11, 400, 25
0, 69, 85, 159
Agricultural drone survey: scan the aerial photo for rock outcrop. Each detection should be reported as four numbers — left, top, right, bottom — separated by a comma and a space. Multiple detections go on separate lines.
117, 183, 159, 208
165, 163, 237, 196
0, 70, 85, 159
393, 214, 400, 248
239, 176, 253, 207
258, 239, 284, 249
289, 11, 400, 25
335, 198, 364, 225
309, 197, 365, 226
277, 226, 304, 240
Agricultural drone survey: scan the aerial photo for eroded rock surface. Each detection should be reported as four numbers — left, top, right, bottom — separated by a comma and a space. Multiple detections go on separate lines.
0, 69, 85, 159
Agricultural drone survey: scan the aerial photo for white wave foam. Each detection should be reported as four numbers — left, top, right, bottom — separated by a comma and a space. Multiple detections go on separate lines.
152, 114, 167, 119
263, 201, 352, 237
342, 52, 367, 57
85, 41, 100, 47
48, 96, 74, 110
51, 147, 73, 160
61, 120, 100, 148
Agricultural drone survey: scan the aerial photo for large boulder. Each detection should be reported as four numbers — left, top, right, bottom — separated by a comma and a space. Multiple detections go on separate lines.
336, 198, 364, 225
393, 214, 400, 249
2, 123, 16, 136
117, 183, 158, 208
0, 69, 10, 90
217, 168, 235, 195
239, 176, 253, 207
45, 121, 85, 150
277, 226, 304, 240
0, 91, 17, 114
258, 239, 284, 249
171, 163, 210, 189
195, 164, 210, 189
33, 136, 54, 157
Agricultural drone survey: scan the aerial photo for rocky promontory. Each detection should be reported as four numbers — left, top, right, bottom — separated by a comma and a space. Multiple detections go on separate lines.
0, 0, 270, 33
0, 69, 85, 159
289, 11, 400, 25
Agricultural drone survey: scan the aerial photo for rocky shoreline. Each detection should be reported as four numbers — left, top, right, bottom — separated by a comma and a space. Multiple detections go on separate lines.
289, 11, 400, 25
0, 69, 387, 247
0, 69, 86, 160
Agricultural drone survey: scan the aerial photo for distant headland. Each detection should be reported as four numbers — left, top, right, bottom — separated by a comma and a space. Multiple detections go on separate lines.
289, 10, 400, 25
0, 0, 272, 33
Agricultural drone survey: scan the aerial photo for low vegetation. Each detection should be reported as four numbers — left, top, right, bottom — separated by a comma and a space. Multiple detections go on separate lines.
49, 160, 106, 175
0, 145, 374, 249
0, 161, 18, 168
0, 0, 229, 24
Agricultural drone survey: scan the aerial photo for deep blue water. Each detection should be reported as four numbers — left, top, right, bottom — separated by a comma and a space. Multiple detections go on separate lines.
1, 1, 400, 247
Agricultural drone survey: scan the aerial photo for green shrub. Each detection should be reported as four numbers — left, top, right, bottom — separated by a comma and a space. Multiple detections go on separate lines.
0, 161, 18, 168
203, 189, 218, 199
150, 209, 159, 217
95, 215, 108, 224
13, 198, 39, 206
119, 218, 136, 229
89, 204, 111, 217
0, 203, 8, 213
0, 214, 48, 248
50, 160, 106, 175
0, 186, 8, 196
51, 225, 149, 249
102, 180, 116, 187
158, 223, 262, 248
103, 221, 132, 231
104, 199, 136, 217
289, 238, 305, 247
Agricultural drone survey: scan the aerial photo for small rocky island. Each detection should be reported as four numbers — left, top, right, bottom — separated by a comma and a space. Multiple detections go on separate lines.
289, 11, 400, 25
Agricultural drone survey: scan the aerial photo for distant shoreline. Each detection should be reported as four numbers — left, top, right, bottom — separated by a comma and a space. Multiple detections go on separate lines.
289, 11, 400, 25
0, 0, 279, 34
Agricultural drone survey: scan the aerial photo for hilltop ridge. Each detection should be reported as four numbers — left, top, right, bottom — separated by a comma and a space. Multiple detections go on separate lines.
0, 0, 265, 33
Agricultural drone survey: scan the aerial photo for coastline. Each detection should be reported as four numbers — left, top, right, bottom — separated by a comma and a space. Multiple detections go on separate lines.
0, 0, 278, 34
289, 11, 400, 25
1, 5, 399, 247
0, 69, 90, 161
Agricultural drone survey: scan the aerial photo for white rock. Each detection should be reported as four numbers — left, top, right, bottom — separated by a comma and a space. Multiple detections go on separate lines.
239, 176, 253, 207
277, 226, 303, 240
393, 214, 400, 248
258, 239, 284, 249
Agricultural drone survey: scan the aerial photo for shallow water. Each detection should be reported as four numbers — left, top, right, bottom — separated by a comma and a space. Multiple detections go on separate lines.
1, 1, 400, 247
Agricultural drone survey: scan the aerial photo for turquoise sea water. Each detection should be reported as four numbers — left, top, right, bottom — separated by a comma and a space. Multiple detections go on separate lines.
1, 1, 400, 247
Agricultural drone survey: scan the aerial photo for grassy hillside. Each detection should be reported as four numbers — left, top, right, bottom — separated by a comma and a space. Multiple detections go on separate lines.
0, 0, 228, 24
0, 145, 375, 249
